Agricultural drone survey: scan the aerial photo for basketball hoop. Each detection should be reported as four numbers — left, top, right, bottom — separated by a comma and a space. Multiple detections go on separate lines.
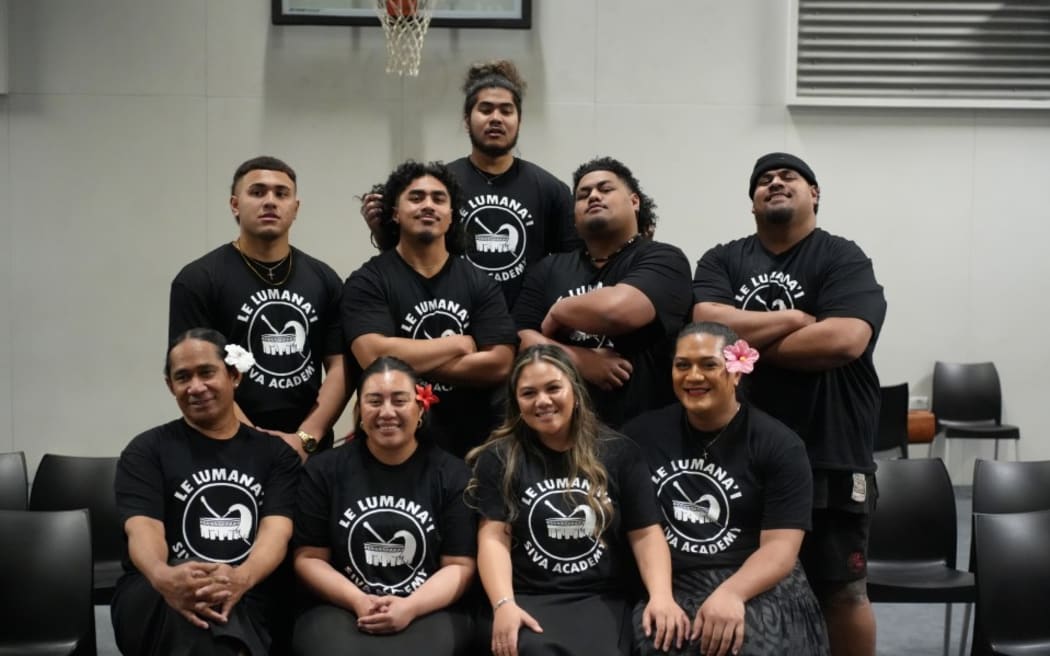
375, 0, 436, 76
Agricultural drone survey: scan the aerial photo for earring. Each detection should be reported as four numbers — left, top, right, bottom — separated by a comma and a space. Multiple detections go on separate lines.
417, 415, 424, 429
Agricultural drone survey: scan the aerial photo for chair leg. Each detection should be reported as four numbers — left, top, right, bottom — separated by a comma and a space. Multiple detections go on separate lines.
994, 439, 999, 460
958, 602, 972, 656
943, 603, 953, 656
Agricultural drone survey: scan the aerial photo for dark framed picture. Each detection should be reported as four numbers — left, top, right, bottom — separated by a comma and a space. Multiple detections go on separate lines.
273, 0, 531, 29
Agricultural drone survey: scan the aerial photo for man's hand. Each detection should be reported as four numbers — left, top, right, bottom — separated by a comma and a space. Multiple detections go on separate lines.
360, 192, 384, 234
257, 428, 307, 462
576, 348, 633, 390
154, 561, 225, 629
194, 563, 254, 623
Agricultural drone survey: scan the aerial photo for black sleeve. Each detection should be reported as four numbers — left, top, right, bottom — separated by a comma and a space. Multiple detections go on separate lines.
468, 448, 511, 521
545, 178, 580, 254
468, 271, 518, 348
512, 257, 553, 331
319, 263, 346, 357
438, 460, 478, 558
692, 244, 736, 305
262, 437, 301, 519
169, 266, 214, 343
816, 241, 886, 333
341, 262, 396, 347
618, 243, 692, 335
293, 452, 334, 548
115, 432, 165, 524
755, 429, 813, 531
610, 437, 661, 531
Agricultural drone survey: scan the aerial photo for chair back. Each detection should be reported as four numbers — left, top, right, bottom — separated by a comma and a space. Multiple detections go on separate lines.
30, 454, 123, 568
974, 510, 1050, 646
931, 361, 1003, 426
869, 458, 958, 567
0, 508, 93, 652
0, 450, 28, 510
973, 458, 1050, 515
875, 383, 909, 457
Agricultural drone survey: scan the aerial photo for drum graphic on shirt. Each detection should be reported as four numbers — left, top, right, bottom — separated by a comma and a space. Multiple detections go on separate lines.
463, 203, 529, 276
657, 470, 733, 546
527, 488, 606, 563
181, 482, 259, 563
259, 314, 306, 356
347, 508, 428, 593
362, 521, 418, 567
670, 481, 721, 525
543, 500, 596, 540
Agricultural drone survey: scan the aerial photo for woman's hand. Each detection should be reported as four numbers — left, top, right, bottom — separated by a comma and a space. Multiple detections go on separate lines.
692, 586, 746, 656
356, 595, 417, 634
641, 593, 690, 652
491, 601, 543, 656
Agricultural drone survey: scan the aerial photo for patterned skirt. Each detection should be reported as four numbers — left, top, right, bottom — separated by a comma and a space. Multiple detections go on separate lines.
633, 563, 830, 656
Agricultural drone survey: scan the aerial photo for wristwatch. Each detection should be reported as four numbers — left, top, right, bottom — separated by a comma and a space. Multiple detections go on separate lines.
296, 430, 319, 454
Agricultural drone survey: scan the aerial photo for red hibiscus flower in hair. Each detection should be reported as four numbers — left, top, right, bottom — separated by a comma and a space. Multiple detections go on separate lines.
416, 383, 440, 411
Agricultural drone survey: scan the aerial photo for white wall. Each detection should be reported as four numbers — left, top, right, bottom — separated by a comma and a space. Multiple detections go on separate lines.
2, 0, 1047, 482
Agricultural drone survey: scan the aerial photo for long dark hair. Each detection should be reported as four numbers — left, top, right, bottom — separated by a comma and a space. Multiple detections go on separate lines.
164, 328, 236, 377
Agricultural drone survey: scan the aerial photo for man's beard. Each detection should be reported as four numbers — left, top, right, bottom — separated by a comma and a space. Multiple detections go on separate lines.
761, 206, 794, 225
416, 229, 439, 245
581, 216, 611, 237
469, 127, 519, 158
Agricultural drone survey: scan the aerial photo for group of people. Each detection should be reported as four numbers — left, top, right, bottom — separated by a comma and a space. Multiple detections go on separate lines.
111, 59, 887, 656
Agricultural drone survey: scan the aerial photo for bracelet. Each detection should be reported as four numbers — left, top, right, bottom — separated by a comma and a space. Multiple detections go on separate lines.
493, 597, 513, 612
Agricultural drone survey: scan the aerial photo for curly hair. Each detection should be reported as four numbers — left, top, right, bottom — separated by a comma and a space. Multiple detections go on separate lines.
465, 345, 614, 538
373, 160, 466, 254
572, 156, 658, 239
462, 59, 527, 119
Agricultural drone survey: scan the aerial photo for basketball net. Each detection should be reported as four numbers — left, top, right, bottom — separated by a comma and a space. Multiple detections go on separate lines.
375, 0, 436, 76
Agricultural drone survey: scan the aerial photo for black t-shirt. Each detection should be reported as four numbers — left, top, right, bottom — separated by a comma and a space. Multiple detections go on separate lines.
341, 250, 518, 456
115, 419, 300, 570
469, 431, 661, 594
693, 228, 887, 472
169, 244, 344, 433
622, 403, 812, 571
447, 157, 579, 307
294, 438, 475, 597
513, 238, 693, 427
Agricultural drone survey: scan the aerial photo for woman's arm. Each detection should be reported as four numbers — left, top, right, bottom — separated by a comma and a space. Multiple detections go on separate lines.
478, 518, 542, 656
356, 554, 475, 634
693, 528, 804, 656
293, 545, 377, 619
628, 524, 689, 653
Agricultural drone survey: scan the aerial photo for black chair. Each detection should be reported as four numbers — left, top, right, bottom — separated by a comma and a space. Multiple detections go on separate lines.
0, 508, 95, 656
973, 510, 1050, 655
867, 458, 973, 656
0, 450, 28, 510
932, 361, 1020, 461
967, 459, 1050, 656
29, 454, 122, 605
875, 383, 909, 458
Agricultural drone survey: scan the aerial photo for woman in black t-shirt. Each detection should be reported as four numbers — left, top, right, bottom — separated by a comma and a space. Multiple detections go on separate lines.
467, 344, 689, 656
292, 357, 476, 656
622, 322, 828, 656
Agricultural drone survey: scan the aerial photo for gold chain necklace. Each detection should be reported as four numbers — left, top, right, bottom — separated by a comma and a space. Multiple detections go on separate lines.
683, 403, 742, 459
234, 240, 293, 286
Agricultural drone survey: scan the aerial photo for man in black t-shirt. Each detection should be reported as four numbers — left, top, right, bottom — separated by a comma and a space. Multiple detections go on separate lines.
514, 157, 692, 427
360, 60, 578, 307
170, 156, 348, 461
342, 161, 517, 457
692, 153, 886, 656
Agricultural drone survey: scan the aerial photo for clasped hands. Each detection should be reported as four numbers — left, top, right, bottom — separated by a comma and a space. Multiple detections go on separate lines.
352, 594, 417, 634
157, 561, 252, 629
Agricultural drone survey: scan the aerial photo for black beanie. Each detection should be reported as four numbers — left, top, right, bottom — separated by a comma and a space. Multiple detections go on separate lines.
748, 152, 818, 198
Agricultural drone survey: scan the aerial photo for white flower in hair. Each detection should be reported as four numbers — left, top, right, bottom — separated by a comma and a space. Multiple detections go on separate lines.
224, 344, 256, 373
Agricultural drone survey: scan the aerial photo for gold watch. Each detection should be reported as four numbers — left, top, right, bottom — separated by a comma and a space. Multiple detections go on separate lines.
296, 430, 319, 454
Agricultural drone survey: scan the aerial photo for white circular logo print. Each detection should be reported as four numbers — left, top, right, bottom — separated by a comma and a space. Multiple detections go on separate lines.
411, 311, 464, 340
246, 300, 312, 377
657, 471, 731, 545
740, 281, 796, 312
181, 483, 258, 563
347, 509, 428, 592
527, 489, 604, 563
464, 206, 528, 274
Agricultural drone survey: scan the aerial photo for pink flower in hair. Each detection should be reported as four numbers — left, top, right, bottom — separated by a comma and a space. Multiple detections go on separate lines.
723, 339, 759, 374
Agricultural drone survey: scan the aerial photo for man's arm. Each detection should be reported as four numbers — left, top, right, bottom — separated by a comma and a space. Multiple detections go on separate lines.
297, 354, 350, 441
350, 333, 476, 374
429, 344, 515, 387
518, 329, 631, 391
544, 284, 655, 337
692, 302, 814, 350
761, 317, 872, 370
